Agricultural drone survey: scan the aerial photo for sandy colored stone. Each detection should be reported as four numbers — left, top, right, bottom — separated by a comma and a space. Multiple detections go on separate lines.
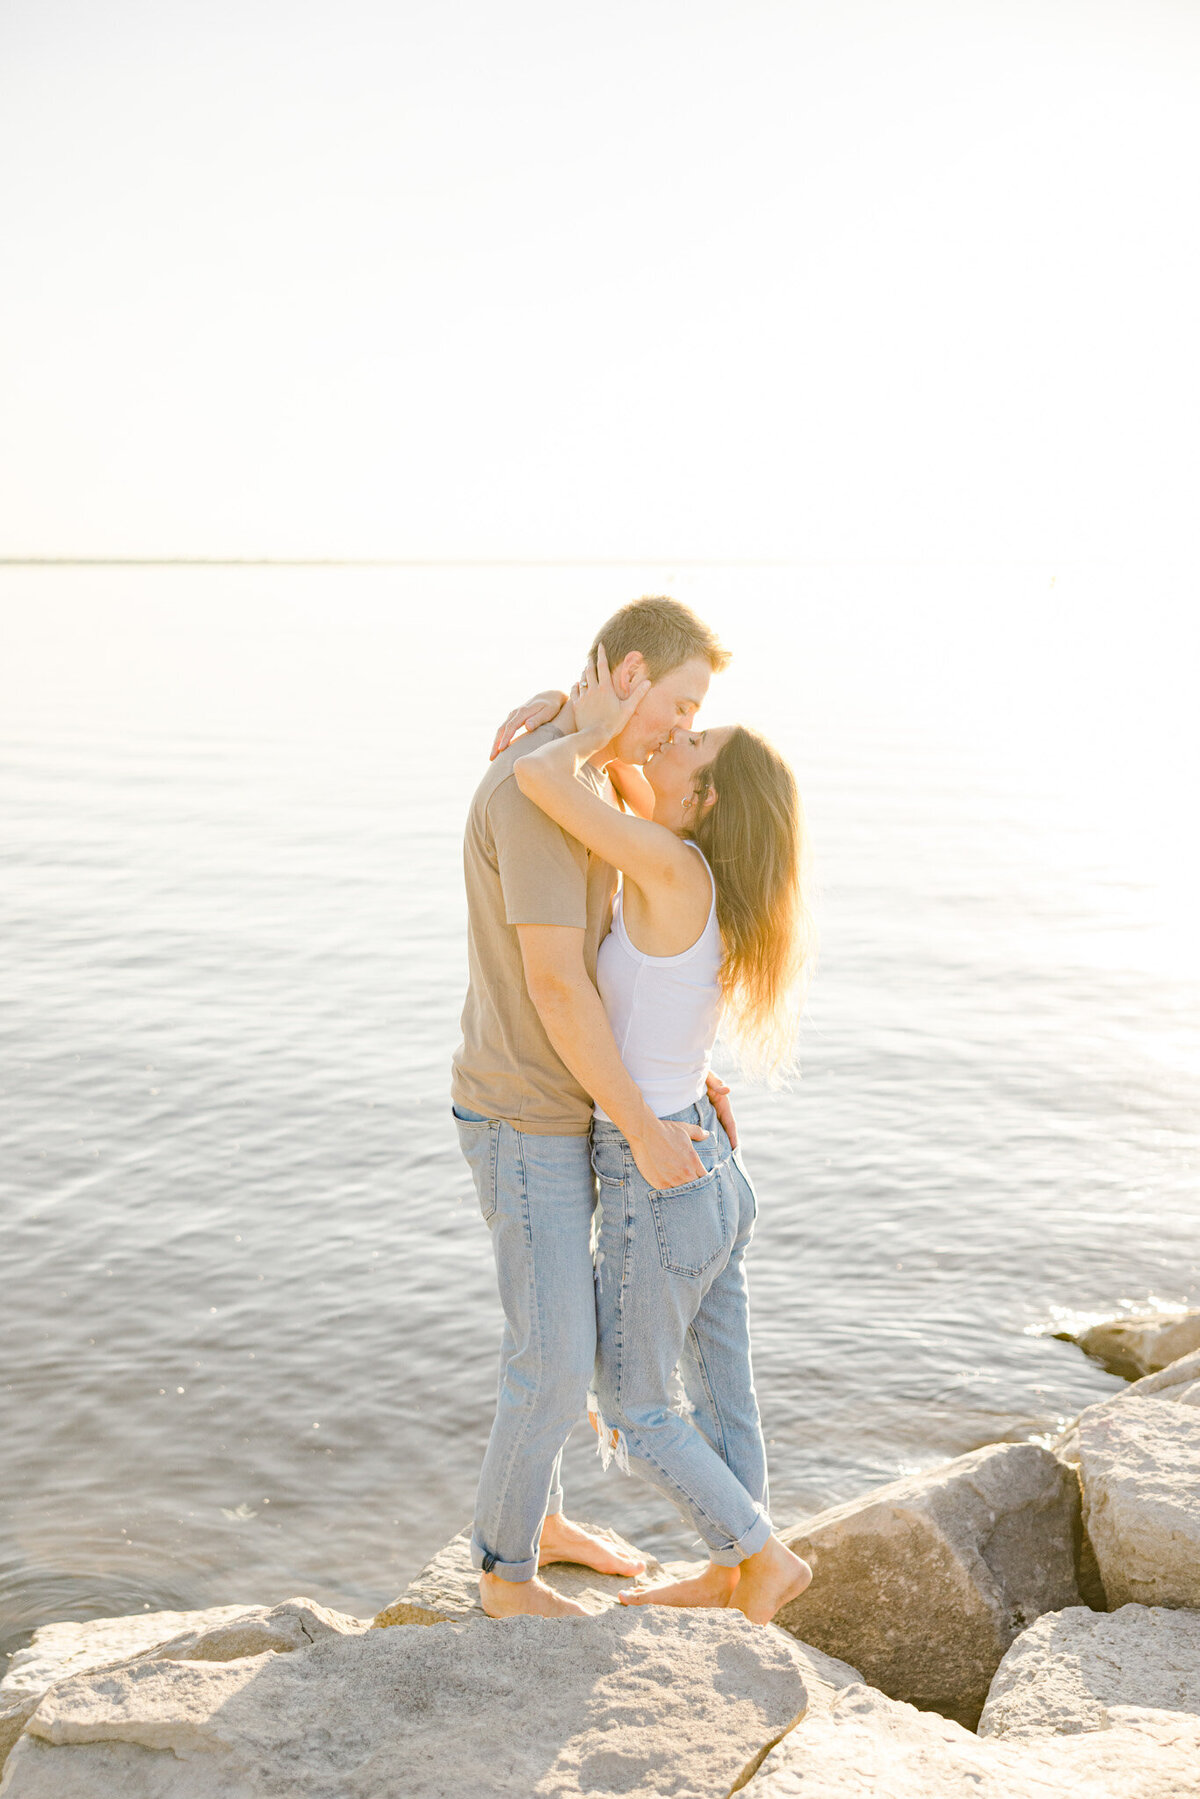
0, 1600, 368, 1778
775, 1441, 1081, 1728
978, 1602, 1200, 1737
2, 1605, 816, 1798
1066, 1310, 1200, 1380
1053, 1347, 1200, 1463
373, 1521, 694, 1626
1, 1603, 265, 1777
166, 1598, 367, 1661
0, 1604, 262, 1702
1080, 1395, 1200, 1608
0, 1695, 40, 1774
744, 1675, 1200, 1797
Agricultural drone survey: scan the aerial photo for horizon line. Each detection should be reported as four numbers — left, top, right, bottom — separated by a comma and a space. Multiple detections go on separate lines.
0, 554, 1080, 570
0, 555, 800, 569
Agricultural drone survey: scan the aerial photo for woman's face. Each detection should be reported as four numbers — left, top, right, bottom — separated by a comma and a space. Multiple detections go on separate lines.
644, 724, 734, 830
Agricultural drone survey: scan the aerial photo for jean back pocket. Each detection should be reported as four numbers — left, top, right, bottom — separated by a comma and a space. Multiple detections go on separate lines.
648, 1163, 728, 1277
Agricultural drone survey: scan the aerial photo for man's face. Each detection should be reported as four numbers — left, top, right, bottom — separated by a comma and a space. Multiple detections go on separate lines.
612, 653, 712, 764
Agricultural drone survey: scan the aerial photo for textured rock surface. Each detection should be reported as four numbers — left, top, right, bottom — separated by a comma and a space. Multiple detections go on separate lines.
0, 1605, 261, 1702
0, 1600, 368, 1779
0, 1695, 40, 1774
1054, 1347, 1200, 1463
1080, 1396, 1200, 1608
1066, 1310, 1200, 1380
374, 1521, 692, 1626
1, 1604, 260, 1777
775, 1441, 1081, 1727
1, 1605, 818, 1799
978, 1602, 1200, 1737
744, 1676, 1200, 1797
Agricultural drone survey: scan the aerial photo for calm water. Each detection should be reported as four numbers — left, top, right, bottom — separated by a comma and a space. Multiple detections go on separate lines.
2, 564, 1198, 1659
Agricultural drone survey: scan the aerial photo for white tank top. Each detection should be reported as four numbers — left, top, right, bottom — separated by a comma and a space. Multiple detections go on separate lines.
593, 841, 724, 1121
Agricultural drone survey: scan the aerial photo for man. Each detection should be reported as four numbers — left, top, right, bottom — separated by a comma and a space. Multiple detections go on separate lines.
451, 595, 731, 1618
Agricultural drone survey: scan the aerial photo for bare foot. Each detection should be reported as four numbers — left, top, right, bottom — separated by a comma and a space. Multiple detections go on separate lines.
538, 1512, 646, 1577
619, 1560, 740, 1609
479, 1571, 589, 1619
730, 1535, 813, 1625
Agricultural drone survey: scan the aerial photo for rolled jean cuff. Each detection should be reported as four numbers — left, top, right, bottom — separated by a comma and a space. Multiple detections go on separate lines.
707, 1507, 773, 1569
470, 1534, 538, 1584
545, 1487, 564, 1518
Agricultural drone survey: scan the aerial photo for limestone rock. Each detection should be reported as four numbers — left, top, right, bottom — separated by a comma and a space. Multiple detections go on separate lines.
1065, 1310, 1200, 1380
1080, 1396, 1200, 1608
775, 1441, 1081, 1728
163, 1598, 367, 1661
0, 1604, 261, 1702
2, 1604, 816, 1798
374, 1520, 693, 1626
0, 1600, 368, 1778
978, 1602, 1200, 1738
0, 1695, 40, 1773
1053, 1347, 1200, 1463
744, 1674, 1200, 1797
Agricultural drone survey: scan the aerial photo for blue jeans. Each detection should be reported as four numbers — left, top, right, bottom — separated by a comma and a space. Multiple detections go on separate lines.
589, 1093, 772, 1566
453, 1106, 598, 1582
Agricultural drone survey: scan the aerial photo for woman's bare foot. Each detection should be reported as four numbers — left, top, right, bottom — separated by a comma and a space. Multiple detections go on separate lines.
479, 1571, 589, 1619
538, 1512, 647, 1577
730, 1535, 813, 1625
619, 1560, 739, 1609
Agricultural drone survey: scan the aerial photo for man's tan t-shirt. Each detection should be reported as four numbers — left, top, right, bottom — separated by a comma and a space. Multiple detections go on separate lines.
451, 725, 617, 1134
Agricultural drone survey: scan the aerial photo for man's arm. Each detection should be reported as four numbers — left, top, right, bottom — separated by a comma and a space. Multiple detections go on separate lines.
518, 925, 708, 1190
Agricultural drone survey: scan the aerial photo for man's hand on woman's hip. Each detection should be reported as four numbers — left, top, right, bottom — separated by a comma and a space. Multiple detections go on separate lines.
627, 1115, 709, 1191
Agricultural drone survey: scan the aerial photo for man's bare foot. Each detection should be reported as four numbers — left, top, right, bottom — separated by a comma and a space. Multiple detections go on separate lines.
538, 1512, 646, 1577
730, 1535, 813, 1625
479, 1571, 589, 1619
619, 1560, 739, 1609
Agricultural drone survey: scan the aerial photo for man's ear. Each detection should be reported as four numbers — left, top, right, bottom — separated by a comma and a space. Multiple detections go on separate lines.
612, 651, 647, 700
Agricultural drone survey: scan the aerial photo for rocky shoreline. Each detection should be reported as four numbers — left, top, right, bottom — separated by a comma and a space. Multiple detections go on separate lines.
2, 1308, 1198, 1797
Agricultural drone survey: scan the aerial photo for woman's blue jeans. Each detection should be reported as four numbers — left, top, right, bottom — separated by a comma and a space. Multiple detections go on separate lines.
589, 1093, 773, 1566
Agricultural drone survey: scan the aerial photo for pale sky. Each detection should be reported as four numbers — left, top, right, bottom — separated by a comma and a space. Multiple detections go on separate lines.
1, 0, 1197, 561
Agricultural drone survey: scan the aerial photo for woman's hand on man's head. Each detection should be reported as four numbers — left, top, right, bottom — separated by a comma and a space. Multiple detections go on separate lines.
573, 643, 650, 743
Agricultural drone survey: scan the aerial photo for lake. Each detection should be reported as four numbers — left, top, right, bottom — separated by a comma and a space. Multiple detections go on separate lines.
2, 561, 1197, 1657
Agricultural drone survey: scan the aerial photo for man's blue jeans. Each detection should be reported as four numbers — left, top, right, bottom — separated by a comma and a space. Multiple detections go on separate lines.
454, 1106, 598, 1581
589, 1093, 773, 1566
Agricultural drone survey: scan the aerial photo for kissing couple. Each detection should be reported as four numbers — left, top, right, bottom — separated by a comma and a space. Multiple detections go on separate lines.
450, 595, 814, 1622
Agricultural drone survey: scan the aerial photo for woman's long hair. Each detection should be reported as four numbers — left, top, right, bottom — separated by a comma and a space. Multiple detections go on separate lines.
689, 727, 815, 1081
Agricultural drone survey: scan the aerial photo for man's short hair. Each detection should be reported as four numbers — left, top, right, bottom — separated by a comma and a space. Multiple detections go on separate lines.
589, 596, 731, 684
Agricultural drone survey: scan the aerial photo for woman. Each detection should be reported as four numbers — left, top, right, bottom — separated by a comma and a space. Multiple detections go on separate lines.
504, 645, 814, 1622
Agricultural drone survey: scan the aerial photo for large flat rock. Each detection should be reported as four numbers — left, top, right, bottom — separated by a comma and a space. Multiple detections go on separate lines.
743, 1675, 1200, 1797
1053, 1346, 1200, 1463
978, 1602, 1200, 1737
2, 1604, 820, 1798
775, 1441, 1081, 1728
1, 1604, 265, 1777
1080, 1396, 1200, 1608
0, 1600, 369, 1779
1065, 1310, 1200, 1381
374, 1521, 693, 1626
1, 1605, 265, 1702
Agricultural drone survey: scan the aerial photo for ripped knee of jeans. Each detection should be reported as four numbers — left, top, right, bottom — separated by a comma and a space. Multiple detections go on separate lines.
587, 1391, 631, 1476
